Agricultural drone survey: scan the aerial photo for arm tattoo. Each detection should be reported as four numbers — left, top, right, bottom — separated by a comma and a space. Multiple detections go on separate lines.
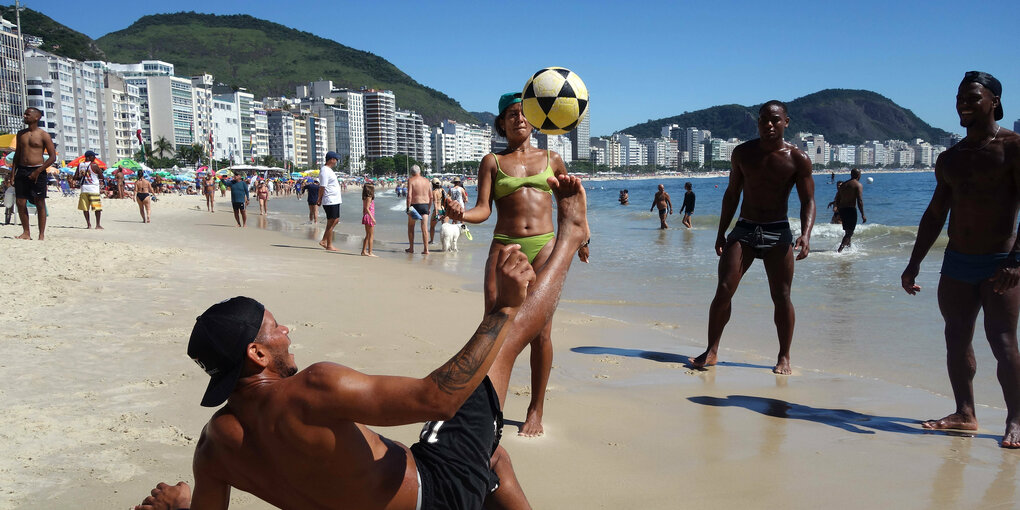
429, 311, 509, 394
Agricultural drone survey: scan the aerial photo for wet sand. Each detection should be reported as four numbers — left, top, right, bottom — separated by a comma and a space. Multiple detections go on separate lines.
0, 192, 1016, 509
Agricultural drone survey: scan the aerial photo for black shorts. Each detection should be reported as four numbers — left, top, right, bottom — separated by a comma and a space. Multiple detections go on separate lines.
411, 377, 503, 510
727, 220, 793, 259
324, 204, 340, 219
839, 208, 858, 234
14, 166, 47, 203
658, 207, 667, 219
232, 201, 245, 212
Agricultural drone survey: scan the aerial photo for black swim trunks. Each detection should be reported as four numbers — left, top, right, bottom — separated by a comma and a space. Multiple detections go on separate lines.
231, 201, 245, 212
411, 377, 503, 510
411, 203, 430, 217
658, 207, 667, 219
14, 166, 47, 203
727, 219, 794, 259
839, 207, 857, 234
324, 203, 340, 219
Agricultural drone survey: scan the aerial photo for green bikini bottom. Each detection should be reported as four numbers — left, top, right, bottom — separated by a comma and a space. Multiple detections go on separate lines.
492, 231, 555, 264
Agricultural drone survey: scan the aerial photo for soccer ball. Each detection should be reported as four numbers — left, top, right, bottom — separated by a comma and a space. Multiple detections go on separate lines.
521, 67, 589, 135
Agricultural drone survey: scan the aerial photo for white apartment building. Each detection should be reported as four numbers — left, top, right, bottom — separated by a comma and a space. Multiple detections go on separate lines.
105, 60, 174, 77
293, 114, 308, 168
97, 72, 142, 161
855, 145, 874, 166
306, 115, 327, 168
707, 138, 739, 165
533, 133, 573, 165
121, 74, 195, 151
589, 145, 605, 165
267, 109, 295, 165
0, 16, 26, 134
866, 141, 889, 166
684, 127, 710, 166
568, 112, 590, 161
833, 145, 856, 165
643, 137, 678, 168
590, 137, 621, 168
894, 148, 915, 167
433, 120, 491, 171
395, 109, 428, 163
253, 101, 269, 161
191, 74, 214, 155
24, 48, 102, 157
211, 96, 241, 163
613, 133, 646, 167
297, 85, 366, 172
24, 77, 55, 137
214, 87, 255, 162
911, 139, 934, 167
362, 89, 396, 159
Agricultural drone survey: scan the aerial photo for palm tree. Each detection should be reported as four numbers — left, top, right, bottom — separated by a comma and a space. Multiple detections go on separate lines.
153, 136, 173, 159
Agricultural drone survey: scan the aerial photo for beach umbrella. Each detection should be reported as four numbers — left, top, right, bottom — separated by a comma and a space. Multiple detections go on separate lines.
67, 154, 107, 169
196, 165, 208, 172
111, 158, 142, 171
0, 134, 15, 149
59, 166, 74, 175
290, 172, 303, 178
215, 169, 233, 177
302, 169, 320, 177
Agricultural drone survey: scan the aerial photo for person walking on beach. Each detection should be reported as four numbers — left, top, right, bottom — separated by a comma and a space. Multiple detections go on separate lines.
13, 107, 56, 240
901, 71, 1020, 449
429, 178, 448, 244
650, 184, 673, 229
691, 100, 815, 375
133, 175, 590, 510
837, 168, 867, 252
135, 174, 153, 223
405, 165, 432, 254
203, 172, 216, 212
114, 166, 126, 199
361, 180, 377, 257
228, 173, 250, 228
317, 151, 343, 251
74, 150, 104, 230
828, 181, 844, 224
305, 178, 320, 224
681, 182, 696, 229
256, 179, 269, 216
444, 92, 591, 437
449, 177, 469, 224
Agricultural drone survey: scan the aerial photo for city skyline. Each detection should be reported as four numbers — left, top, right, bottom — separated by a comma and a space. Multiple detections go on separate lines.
25, 0, 1020, 138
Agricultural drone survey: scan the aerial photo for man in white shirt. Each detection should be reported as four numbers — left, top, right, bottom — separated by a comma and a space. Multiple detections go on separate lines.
317, 151, 343, 251
75, 150, 104, 229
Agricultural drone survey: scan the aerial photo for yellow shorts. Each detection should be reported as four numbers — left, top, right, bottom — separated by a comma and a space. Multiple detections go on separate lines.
77, 192, 102, 211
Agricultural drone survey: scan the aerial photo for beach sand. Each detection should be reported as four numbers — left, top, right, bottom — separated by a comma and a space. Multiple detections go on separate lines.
1, 191, 1016, 509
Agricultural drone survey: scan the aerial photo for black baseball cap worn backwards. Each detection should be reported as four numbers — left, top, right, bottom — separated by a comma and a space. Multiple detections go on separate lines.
961, 71, 1004, 121
188, 297, 266, 407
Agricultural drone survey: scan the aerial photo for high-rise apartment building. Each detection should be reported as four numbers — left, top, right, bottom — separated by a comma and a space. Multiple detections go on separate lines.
613, 133, 646, 167
395, 109, 427, 163
0, 16, 26, 134
293, 114, 308, 168
533, 133, 573, 164
96, 72, 142, 161
432, 120, 490, 171
24, 48, 102, 156
191, 74, 214, 154
362, 89, 396, 159
267, 109, 295, 165
568, 112, 590, 161
683, 127, 710, 166
211, 96, 241, 162
252, 101, 269, 162
589, 137, 621, 168
297, 82, 365, 172
213, 86, 254, 162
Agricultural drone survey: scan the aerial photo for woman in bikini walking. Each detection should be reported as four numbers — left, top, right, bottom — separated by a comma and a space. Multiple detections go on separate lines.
445, 92, 589, 437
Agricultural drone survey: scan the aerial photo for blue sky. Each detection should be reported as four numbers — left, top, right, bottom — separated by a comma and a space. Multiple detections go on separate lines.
23, 0, 1020, 137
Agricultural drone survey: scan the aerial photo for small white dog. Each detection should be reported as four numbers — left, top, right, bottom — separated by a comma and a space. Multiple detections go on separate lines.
440, 222, 465, 252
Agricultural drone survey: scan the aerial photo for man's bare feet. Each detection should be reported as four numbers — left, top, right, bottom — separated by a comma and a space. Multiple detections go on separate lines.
547, 175, 588, 248
95, 226, 103, 230
1002, 419, 1020, 448
921, 412, 978, 431
134, 481, 192, 510
325, 245, 338, 252
422, 250, 429, 255
37, 233, 44, 240
519, 408, 544, 437
320, 239, 328, 248
690, 350, 716, 369
773, 355, 791, 375
15, 232, 31, 240
405, 247, 414, 253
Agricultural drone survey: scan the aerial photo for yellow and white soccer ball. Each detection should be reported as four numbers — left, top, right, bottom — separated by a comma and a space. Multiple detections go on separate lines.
521, 67, 589, 135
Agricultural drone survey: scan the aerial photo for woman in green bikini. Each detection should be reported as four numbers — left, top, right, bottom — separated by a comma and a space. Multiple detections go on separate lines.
446, 92, 589, 437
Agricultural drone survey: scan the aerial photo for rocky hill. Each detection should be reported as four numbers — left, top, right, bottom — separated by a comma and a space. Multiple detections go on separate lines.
621, 89, 951, 145
0, 5, 105, 61
92, 12, 475, 125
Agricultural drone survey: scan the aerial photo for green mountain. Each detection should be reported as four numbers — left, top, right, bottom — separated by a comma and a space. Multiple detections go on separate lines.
94, 12, 474, 125
622, 89, 951, 145
470, 111, 496, 126
0, 5, 105, 61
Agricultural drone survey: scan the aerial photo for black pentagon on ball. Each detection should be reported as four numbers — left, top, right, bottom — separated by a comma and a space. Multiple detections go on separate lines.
536, 96, 557, 114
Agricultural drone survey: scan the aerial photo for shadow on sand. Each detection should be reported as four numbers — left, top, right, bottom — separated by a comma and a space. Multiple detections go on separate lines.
571, 345, 773, 370
687, 395, 999, 440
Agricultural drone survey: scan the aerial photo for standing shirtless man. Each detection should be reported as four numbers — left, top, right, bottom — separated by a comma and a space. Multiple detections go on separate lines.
691, 100, 815, 375
650, 184, 672, 229
837, 168, 867, 252
134, 175, 589, 510
13, 107, 56, 240
406, 165, 433, 254
901, 71, 1020, 448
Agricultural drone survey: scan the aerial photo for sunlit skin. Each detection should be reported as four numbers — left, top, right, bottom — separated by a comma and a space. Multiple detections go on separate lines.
692, 103, 815, 375
444, 101, 590, 437
13, 108, 56, 240
135, 175, 590, 510
901, 79, 1020, 448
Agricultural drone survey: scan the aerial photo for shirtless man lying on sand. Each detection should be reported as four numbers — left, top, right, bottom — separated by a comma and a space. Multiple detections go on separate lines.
135, 175, 589, 509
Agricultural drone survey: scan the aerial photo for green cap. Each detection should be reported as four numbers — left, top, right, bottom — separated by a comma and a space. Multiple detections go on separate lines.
498, 92, 522, 115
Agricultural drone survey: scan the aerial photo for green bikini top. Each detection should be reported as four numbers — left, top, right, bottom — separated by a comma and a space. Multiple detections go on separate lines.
492, 150, 554, 201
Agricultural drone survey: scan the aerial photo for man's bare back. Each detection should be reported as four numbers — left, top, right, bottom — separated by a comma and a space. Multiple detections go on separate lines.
407, 175, 431, 205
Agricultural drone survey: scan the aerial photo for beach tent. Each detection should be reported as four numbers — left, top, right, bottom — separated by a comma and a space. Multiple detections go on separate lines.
111, 158, 142, 171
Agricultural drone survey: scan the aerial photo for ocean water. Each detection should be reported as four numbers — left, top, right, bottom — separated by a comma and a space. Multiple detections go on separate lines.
257, 172, 1012, 409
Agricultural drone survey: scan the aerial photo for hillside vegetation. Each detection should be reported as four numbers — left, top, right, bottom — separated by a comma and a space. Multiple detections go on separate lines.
622, 89, 951, 145
95, 12, 475, 125
0, 5, 105, 61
